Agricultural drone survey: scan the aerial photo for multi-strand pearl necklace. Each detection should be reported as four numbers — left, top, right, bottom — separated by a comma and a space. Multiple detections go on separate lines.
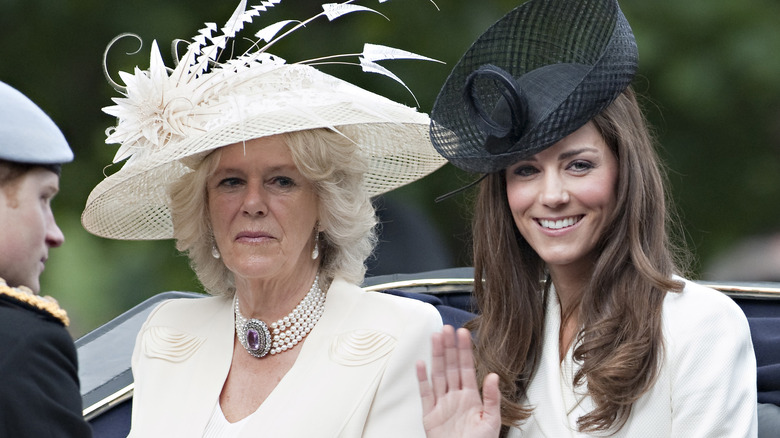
234, 274, 326, 358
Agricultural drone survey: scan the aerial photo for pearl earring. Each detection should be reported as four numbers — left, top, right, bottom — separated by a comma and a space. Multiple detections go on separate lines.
311, 232, 319, 260
211, 243, 220, 259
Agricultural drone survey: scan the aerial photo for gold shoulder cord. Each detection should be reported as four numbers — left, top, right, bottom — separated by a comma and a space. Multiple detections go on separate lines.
0, 278, 70, 326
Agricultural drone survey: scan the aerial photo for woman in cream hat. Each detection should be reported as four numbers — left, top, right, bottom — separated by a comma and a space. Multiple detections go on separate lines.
83, 1, 446, 436
417, 0, 757, 436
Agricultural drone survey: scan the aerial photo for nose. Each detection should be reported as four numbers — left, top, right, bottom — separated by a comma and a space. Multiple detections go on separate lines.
538, 172, 570, 207
46, 212, 65, 248
241, 183, 267, 216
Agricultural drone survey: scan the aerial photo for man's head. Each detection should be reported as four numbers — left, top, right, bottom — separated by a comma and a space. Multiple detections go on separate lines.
0, 162, 64, 292
0, 81, 72, 293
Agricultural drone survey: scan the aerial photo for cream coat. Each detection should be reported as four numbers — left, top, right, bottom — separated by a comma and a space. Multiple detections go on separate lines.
509, 279, 758, 437
128, 278, 442, 437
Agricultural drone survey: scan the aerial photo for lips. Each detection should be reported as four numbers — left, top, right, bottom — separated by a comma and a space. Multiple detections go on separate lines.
537, 215, 583, 230
235, 230, 274, 241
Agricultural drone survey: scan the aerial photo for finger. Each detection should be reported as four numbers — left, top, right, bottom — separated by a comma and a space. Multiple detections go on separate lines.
442, 325, 461, 391
430, 331, 447, 400
416, 360, 435, 414
455, 328, 479, 391
482, 373, 503, 430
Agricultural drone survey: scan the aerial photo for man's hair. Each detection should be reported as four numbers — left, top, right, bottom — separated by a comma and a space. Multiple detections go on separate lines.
0, 160, 61, 186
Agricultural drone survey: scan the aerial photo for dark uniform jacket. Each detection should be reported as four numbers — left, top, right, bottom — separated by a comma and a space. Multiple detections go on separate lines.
0, 283, 92, 437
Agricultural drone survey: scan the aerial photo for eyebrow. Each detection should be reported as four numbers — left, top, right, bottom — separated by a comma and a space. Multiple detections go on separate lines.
519, 147, 599, 163
558, 147, 598, 160
212, 164, 298, 176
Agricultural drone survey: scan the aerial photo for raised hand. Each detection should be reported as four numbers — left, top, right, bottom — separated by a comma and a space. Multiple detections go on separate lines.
416, 325, 502, 438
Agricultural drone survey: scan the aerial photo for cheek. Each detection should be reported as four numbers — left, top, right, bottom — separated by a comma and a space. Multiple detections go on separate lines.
505, 181, 534, 216
207, 195, 233, 233
577, 176, 618, 210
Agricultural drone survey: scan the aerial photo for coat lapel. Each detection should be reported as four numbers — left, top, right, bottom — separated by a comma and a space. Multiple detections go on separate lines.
240, 279, 398, 437
141, 296, 235, 436
520, 289, 577, 437
183, 298, 235, 434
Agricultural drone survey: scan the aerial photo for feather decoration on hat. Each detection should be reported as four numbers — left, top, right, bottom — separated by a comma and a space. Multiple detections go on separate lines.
103, 0, 440, 165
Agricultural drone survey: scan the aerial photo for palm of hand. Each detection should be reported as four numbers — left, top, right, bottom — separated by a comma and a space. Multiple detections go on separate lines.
422, 383, 501, 438
417, 326, 502, 438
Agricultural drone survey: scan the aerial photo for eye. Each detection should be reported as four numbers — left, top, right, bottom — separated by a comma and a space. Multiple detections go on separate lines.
40, 188, 57, 205
510, 164, 538, 178
270, 176, 296, 188
217, 177, 244, 188
568, 160, 594, 172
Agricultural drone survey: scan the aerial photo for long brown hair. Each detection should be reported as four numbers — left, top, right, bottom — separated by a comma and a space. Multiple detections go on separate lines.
466, 87, 688, 434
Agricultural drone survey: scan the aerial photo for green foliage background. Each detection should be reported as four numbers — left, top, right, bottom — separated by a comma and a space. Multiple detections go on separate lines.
1, 0, 778, 338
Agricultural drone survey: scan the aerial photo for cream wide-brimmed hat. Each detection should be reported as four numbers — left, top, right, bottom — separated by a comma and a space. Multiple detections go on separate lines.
82, 0, 446, 240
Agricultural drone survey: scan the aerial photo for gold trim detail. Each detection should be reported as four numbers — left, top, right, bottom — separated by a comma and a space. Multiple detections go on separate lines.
0, 278, 70, 326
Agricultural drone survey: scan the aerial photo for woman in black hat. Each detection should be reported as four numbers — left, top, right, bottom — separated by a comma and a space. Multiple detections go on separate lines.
417, 0, 757, 436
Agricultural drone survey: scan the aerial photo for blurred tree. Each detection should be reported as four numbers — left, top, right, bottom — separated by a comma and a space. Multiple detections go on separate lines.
1, 0, 778, 337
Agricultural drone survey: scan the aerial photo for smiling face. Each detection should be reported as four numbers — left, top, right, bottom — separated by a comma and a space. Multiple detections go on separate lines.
0, 167, 64, 293
207, 136, 320, 288
505, 122, 618, 277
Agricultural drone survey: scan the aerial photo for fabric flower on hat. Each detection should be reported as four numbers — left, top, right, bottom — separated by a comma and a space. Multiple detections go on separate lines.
84, 0, 447, 241
103, 0, 285, 165
105, 41, 210, 165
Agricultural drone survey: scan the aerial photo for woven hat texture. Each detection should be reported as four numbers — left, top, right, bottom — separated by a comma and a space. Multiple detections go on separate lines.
0, 81, 72, 164
82, 1, 446, 240
430, 0, 638, 173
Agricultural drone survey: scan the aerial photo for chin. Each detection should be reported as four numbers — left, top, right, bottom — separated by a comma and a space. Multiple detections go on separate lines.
24, 280, 41, 295
232, 260, 285, 279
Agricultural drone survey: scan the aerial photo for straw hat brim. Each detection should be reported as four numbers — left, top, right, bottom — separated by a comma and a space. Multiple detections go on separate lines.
82, 65, 445, 240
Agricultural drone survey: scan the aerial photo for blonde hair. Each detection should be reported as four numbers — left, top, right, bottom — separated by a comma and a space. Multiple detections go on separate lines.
168, 127, 377, 296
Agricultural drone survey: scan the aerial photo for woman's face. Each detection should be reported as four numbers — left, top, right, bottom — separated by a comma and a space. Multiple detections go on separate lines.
207, 136, 320, 285
505, 122, 618, 275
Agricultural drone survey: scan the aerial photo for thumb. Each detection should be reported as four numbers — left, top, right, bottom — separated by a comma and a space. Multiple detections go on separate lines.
482, 373, 502, 427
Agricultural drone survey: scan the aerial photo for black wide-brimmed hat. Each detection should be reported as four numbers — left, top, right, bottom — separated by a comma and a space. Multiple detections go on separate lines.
430, 0, 638, 174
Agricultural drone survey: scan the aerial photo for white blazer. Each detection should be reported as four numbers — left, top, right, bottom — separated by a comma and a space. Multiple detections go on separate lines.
128, 278, 442, 437
509, 278, 758, 437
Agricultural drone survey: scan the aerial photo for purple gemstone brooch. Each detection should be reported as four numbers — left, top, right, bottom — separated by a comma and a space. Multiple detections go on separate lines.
233, 274, 325, 358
